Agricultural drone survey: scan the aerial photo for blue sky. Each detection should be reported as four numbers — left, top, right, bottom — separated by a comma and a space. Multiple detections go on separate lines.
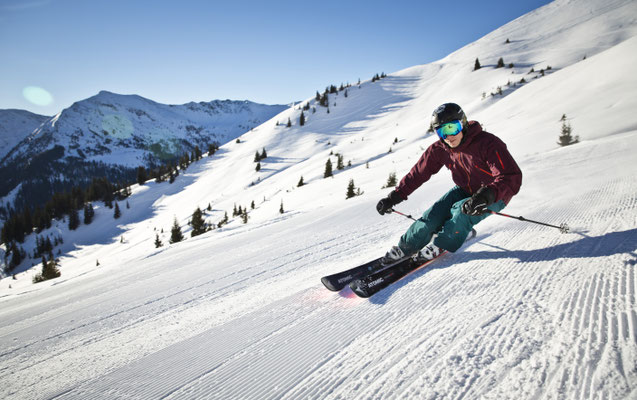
1, 0, 553, 116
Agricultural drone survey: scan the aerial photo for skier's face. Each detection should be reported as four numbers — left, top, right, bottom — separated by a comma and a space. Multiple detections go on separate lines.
444, 131, 463, 148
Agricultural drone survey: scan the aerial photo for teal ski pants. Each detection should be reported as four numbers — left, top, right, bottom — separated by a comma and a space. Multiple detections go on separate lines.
398, 186, 506, 254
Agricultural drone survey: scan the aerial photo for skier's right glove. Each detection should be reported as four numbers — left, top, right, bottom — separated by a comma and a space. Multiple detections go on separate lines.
462, 186, 496, 216
376, 190, 404, 215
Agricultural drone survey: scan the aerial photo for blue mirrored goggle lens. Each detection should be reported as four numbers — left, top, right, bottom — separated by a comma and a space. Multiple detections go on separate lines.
435, 120, 463, 139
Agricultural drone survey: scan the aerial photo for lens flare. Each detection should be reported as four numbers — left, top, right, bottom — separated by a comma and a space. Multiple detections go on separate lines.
22, 86, 53, 106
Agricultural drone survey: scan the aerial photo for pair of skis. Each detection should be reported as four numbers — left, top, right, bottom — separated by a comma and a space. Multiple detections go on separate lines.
321, 229, 476, 298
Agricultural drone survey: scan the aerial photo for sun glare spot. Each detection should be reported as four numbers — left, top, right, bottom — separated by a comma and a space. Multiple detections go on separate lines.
22, 86, 53, 106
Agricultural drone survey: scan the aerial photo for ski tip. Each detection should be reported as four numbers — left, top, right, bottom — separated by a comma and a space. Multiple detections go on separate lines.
321, 277, 341, 292
349, 280, 371, 298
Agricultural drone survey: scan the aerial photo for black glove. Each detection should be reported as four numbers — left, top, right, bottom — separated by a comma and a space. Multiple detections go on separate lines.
376, 190, 404, 215
462, 187, 496, 216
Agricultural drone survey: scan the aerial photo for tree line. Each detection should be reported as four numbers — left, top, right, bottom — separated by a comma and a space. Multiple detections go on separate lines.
2, 142, 220, 274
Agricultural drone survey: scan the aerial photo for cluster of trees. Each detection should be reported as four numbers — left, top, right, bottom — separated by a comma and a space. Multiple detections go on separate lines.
2, 141, 221, 274
254, 148, 268, 171
1, 177, 131, 272
315, 82, 353, 110
1, 177, 130, 246
34, 234, 63, 259
232, 204, 250, 224
137, 144, 220, 185
32, 251, 60, 283
474, 57, 514, 71
482, 65, 554, 100
158, 198, 260, 247
371, 72, 387, 82
324, 152, 349, 179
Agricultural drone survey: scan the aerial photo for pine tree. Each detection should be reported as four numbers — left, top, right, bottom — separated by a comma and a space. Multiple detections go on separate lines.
68, 207, 80, 230
287, 118, 292, 127
84, 203, 94, 224
300, 111, 305, 126
114, 203, 121, 219
154, 234, 163, 248
297, 176, 304, 187
474, 58, 481, 71
558, 120, 579, 146
324, 158, 333, 178
256, 162, 261, 172
336, 154, 344, 170
170, 217, 184, 244
242, 210, 248, 224
7, 242, 24, 271
191, 207, 207, 237
217, 211, 229, 228
279, 201, 285, 214
320, 91, 328, 107
137, 166, 147, 185
346, 179, 357, 199
385, 172, 397, 188
497, 57, 505, 68
254, 151, 261, 162
260, 148, 267, 159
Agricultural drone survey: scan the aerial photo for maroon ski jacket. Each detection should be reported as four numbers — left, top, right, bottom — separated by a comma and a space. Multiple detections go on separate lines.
395, 121, 522, 204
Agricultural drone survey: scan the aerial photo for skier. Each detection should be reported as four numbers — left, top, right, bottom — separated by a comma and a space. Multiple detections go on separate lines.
376, 103, 522, 264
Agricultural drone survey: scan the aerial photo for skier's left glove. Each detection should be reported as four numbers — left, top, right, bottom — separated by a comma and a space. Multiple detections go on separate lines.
462, 187, 496, 216
376, 190, 404, 215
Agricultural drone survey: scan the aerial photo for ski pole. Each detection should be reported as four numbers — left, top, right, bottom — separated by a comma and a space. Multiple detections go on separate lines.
390, 209, 418, 222
488, 211, 570, 234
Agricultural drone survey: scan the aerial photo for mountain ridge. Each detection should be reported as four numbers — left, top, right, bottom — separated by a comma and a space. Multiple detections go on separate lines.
0, 91, 287, 214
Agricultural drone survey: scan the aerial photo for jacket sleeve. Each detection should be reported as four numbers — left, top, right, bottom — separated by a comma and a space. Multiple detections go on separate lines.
395, 143, 445, 200
483, 136, 522, 204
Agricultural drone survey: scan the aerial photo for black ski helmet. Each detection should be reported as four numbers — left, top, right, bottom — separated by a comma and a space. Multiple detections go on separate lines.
431, 103, 467, 130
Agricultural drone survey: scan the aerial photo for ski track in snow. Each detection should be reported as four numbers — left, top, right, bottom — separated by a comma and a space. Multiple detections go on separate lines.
5, 167, 632, 400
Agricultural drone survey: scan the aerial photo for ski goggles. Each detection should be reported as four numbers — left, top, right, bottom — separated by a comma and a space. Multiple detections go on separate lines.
435, 120, 463, 140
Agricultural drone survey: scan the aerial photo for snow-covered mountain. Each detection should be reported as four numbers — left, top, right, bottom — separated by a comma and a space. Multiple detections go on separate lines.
0, 109, 49, 161
1, 0, 636, 398
0, 92, 287, 213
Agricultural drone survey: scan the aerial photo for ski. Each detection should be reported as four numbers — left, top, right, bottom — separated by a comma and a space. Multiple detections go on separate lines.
349, 229, 477, 298
349, 253, 444, 298
321, 256, 409, 292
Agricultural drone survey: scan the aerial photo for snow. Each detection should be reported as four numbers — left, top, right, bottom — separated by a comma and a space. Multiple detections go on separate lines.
1, 0, 637, 398
0, 109, 49, 161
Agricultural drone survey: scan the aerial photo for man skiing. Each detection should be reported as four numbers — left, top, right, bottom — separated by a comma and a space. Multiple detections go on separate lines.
376, 103, 522, 264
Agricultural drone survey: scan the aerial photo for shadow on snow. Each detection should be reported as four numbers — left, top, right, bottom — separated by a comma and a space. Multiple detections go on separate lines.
368, 228, 637, 305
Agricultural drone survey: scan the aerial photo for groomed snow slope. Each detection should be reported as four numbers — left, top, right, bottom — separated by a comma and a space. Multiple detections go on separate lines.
1, 0, 637, 398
